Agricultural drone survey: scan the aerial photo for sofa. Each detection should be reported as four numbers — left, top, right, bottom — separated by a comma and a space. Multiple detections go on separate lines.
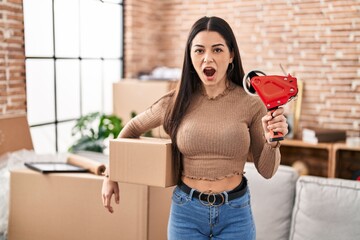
244, 162, 360, 240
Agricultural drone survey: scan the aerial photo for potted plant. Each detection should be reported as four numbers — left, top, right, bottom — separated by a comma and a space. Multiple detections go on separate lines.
68, 112, 124, 153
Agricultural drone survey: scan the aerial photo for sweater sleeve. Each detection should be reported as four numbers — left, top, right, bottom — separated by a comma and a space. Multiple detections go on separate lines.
118, 92, 173, 138
248, 100, 281, 179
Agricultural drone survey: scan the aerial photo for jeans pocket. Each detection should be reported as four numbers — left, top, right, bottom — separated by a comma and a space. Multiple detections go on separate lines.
172, 186, 191, 206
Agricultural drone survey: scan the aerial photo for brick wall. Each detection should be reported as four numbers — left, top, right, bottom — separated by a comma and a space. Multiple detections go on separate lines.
1, 0, 359, 136
123, 0, 164, 77
0, 0, 26, 115
124, 0, 360, 136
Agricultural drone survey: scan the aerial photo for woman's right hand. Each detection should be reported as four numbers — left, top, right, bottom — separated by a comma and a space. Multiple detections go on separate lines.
101, 178, 120, 213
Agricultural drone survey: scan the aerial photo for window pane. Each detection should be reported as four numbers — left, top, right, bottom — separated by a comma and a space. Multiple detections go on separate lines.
80, 0, 102, 58
24, 0, 123, 154
26, 59, 55, 125
30, 125, 56, 154
56, 60, 81, 121
57, 121, 76, 153
81, 60, 102, 115
23, 0, 53, 57
54, 0, 80, 57
102, 3, 122, 58
103, 60, 121, 114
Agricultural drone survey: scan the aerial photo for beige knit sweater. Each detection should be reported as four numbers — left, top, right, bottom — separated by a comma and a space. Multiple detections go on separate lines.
118, 84, 281, 180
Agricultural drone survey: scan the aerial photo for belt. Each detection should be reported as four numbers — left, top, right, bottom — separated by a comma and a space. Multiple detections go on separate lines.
178, 177, 247, 206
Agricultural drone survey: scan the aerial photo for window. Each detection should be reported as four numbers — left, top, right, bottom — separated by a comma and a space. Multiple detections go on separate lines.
23, 0, 123, 153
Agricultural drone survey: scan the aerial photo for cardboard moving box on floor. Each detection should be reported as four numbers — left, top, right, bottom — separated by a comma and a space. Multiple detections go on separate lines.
110, 137, 175, 187
113, 79, 177, 138
8, 169, 174, 240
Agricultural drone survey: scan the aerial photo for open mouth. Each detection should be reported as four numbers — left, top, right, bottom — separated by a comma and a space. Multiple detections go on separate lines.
203, 67, 216, 77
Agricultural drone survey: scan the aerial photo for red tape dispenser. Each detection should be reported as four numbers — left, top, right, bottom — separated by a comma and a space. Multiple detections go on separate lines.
243, 70, 298, 142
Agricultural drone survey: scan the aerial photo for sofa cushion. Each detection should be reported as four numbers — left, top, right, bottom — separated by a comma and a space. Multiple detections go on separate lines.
289, 176, 360, 240
245, 162, 299, 240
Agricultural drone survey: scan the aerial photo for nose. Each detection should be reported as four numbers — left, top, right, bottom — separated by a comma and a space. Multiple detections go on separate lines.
203, 53, 214, 63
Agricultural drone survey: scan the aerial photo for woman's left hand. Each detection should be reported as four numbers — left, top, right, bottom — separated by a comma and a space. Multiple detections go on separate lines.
261, 107, 288, 145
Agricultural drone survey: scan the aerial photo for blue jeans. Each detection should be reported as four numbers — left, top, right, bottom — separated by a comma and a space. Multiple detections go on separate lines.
167, 182, 256, 240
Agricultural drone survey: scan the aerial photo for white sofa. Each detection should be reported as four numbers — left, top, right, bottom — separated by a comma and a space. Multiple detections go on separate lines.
244, 162, 360, 240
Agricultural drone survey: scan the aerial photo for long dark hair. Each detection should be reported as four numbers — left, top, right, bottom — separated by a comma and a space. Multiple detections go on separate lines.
164, 16, 245, 184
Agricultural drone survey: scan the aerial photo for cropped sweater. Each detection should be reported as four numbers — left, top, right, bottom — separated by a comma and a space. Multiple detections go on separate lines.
118, 84, 281, 180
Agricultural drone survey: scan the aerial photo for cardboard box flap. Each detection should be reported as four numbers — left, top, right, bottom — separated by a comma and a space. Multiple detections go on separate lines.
0, 114, 33, 156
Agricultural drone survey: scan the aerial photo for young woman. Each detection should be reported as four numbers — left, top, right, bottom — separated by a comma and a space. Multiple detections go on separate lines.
102, 16, 288, 239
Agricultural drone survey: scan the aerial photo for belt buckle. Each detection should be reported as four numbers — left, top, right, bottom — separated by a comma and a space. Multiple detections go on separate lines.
198, 191, 225, 207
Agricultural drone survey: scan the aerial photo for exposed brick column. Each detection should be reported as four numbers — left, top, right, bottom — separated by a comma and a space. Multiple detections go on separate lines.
123, 0, 164, 78
0, 0, 26, 115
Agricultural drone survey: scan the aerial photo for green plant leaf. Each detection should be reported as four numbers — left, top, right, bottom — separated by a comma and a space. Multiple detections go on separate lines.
71, 112, 101, 138
68, 112, 123, 153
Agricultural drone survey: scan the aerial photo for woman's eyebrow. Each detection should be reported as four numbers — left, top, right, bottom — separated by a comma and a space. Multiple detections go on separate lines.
212, 43, 225, 48
192, 43, 225, 48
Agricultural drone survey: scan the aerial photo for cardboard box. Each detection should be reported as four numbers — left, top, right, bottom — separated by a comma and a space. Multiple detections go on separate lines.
113, 79, 177, 138
8, 169, 174, 240
110, 137, 175, 187
0, 114, 33, 156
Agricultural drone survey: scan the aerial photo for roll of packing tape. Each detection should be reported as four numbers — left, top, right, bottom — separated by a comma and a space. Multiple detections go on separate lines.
67, 154, 106, 175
